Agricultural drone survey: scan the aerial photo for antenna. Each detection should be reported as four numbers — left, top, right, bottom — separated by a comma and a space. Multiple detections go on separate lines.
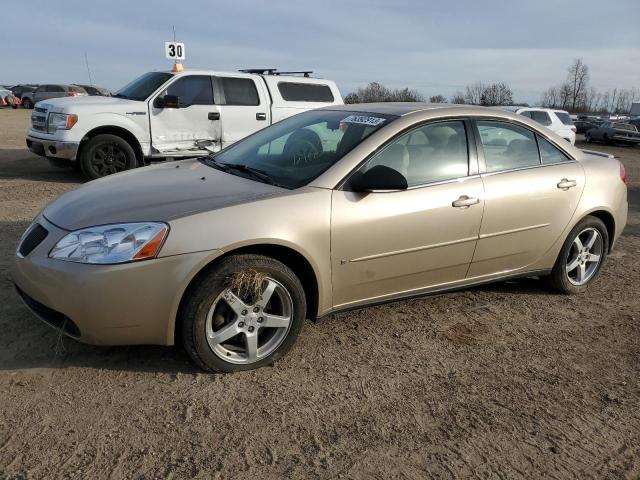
84, 51, 94, 86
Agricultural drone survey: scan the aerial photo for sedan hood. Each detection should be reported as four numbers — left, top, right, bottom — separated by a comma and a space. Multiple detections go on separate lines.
43, 159, 284, 231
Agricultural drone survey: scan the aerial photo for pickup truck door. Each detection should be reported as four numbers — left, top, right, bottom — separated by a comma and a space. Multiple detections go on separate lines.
148, 75, 221, 153
214, 76, 270, 148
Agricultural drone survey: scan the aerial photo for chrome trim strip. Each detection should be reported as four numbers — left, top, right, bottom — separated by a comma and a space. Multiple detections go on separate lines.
329, 268, 552, 312
479, 223, 550, 240
350, 236, 478, 263
481, 161, 578, 178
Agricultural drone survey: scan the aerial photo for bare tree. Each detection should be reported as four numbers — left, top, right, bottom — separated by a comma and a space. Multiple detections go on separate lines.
479, 82, 513, 106
567, 58, 589, 112
541, 86, 559, 108
450, 91, 466, 104
464, 81, 486, 105
429, 94, 447, 103
344, 82, 425, 103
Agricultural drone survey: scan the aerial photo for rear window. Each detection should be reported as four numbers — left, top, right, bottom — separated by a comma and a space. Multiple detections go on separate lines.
220, 77, 260, 106
277, 82, 334, 102
555, 112, 574, 125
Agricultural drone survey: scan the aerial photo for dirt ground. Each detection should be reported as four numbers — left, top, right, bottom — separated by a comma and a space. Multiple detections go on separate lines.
0, 108, 638, 479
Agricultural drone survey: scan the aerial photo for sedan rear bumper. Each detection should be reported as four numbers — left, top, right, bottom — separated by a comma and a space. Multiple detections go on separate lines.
12, 216, 223, 346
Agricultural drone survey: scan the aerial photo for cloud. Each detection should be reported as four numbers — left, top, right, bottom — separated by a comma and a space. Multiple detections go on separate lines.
2, 0, 638, 104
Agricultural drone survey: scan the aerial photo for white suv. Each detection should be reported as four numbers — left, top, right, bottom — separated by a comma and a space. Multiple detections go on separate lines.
514, 108, 576, 145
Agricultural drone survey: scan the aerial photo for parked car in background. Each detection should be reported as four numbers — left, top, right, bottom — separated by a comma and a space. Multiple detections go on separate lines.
10, 84, 38, 102
498, 107, 576, 144
14, 86, 38, 109
13, 104, 628, 372
574, 119, 602, 134
25, 68, 342, 179
586, 122, 640, 146
73, 84, 112, 96
31, 84, 88, 104
0, 88, 21, 108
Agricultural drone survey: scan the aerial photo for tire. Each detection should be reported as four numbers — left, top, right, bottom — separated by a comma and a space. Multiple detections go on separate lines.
585, 133, 592, 143
180, 254, 307, 373
79, 134, 137, 180
603, 134, 611, 145
548, 216, 609, 294
21, 97, 33, 109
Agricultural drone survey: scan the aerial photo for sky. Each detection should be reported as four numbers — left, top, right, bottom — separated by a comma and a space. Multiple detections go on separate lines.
2, 0, 639, 104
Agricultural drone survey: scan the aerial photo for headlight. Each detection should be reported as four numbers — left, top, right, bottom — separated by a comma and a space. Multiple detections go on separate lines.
49, 223, 168, 264
47, 113, 78, 133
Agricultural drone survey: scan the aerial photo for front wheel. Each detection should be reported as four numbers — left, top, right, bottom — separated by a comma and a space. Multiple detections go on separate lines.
21, 97, 33, 109
180, 254, 307, 372
549, 216, 609, 294
79, 134, 137, 180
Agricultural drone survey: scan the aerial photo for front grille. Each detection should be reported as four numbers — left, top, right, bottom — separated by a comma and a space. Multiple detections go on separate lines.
31, 108, 47, 131
18, 223, 48, 257
15, 286, 81, 338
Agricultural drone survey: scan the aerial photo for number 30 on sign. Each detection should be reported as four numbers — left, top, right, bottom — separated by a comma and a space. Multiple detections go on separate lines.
165, 42, 185, 60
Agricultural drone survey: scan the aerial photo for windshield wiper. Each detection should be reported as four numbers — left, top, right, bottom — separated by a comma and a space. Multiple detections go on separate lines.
224, 163, 286, 188
204, 156, 231, 172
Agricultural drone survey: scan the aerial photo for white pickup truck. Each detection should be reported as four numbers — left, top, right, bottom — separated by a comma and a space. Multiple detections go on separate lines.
26, 69, 343, 179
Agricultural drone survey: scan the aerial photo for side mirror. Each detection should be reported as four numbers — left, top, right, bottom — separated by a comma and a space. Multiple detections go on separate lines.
348, 165, 408, 192
155, 94, 179, 109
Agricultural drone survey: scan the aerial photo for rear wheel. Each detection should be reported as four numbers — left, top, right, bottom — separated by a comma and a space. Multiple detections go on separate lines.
79, 134, 137, 180
21, 97, 33, 109
585, 133, 592, 143
549, 216, 608, 294
180, 254, 307, 372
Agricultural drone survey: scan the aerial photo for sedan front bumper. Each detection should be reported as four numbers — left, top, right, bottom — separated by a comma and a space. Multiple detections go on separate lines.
12, 216, 223, 346
26, 134, 80, 161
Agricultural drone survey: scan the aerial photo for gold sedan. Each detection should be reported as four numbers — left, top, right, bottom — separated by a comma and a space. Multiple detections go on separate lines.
13, 104, 628, 372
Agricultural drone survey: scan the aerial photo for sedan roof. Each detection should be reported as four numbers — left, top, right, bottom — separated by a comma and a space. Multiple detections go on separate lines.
319, 102, 464, 116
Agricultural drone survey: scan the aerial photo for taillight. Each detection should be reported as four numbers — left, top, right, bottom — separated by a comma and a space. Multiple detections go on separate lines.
67, 92, 78, 97
571, 127, 577, 133
620, 162, 628, 185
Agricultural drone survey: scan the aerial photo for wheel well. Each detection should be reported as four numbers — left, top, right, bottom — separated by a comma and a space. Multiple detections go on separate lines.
588, 210, 615, 252
174, 244, 320, 343
79, 126, 144, 165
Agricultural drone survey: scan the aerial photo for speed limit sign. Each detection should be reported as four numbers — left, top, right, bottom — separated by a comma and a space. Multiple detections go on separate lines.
165, 42, 185, 60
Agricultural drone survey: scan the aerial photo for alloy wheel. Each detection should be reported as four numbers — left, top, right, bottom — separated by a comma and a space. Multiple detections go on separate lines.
205, 277, 294, 364
92, 143, 128, 175
565, 227, 603, 286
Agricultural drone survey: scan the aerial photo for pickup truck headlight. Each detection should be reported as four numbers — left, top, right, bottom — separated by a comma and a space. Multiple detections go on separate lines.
49, 223, 168, 264
47, 113, 78, 133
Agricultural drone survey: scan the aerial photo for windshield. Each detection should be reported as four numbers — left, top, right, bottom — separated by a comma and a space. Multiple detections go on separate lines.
114, 72, 172, 101
206, 110, 396, 189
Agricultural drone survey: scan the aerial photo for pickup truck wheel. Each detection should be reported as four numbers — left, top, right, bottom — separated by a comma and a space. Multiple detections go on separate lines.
80, 134, 136, 180
21, 98, 33, 109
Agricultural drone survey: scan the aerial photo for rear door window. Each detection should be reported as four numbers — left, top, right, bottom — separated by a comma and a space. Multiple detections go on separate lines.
219, 77, 260, 106
530, 110, 552, 126
476, 121, 540, 172
277, 82, 334, 102
50, 85, 64, 93
554, 112, 574, 125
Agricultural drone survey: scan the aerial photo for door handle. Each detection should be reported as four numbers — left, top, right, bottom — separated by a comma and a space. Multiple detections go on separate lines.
452, 195, 480, 208
256, 112, 267, 121
557, 178, 577, 190
208, 112, 220, 121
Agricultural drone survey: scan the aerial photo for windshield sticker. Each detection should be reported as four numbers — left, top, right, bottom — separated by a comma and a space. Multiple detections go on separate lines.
341, 115, 387, 127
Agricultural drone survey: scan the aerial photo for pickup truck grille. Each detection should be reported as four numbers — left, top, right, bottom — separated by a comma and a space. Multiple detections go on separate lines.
31, 107, 47, 132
